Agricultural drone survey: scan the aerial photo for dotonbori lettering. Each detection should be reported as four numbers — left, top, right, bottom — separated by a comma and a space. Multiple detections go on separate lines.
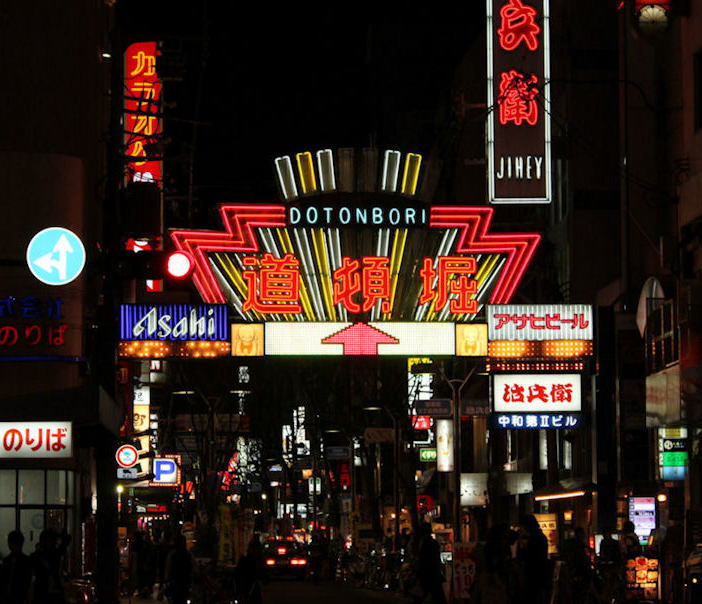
287, 205, 428, 228
132, 307, 218, 340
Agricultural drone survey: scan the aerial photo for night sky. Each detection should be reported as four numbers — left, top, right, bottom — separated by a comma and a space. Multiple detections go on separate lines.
119, 3, 484, 217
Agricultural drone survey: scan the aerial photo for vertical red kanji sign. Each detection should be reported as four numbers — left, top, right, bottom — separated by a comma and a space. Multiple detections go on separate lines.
487, 0, 551, 204
124, 42, 162, 186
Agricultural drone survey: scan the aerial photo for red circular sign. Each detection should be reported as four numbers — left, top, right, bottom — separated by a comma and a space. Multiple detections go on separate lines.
116, 444, 139, 469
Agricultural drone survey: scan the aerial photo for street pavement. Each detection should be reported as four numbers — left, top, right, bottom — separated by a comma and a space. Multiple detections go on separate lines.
120, 580, 412, 604
262, 579, 412, 603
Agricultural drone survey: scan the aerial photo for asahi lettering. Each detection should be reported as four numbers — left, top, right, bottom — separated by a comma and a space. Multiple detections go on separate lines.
132, 307, 217, 340
495, 155, 544, 181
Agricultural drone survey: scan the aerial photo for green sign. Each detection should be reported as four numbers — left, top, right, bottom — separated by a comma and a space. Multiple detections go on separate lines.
419, 448, 437, 462
660, 451, 688, 467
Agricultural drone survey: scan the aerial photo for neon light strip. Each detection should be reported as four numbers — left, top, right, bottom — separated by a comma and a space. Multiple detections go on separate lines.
275, 156, 298, 201
295, 228, 326, 321
401, 153, 422, 195
170, 204, 287, 303
430, 206, 540, 304
311, 228, 336, 321
381, 150, 401, 193
383, 228, 408, 320
534, 490, 586, 502
275, 228, 315, 321
296, 151, 317, 194
316, 149, 336, 192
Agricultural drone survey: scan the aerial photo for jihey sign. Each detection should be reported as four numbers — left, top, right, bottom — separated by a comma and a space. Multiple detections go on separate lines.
0, 422, 72, 458
487, 304, 592, 341
493, 374, 581, 412
119, 304, 229, 341
487, 0, 551, 204
124, 42, 162, 185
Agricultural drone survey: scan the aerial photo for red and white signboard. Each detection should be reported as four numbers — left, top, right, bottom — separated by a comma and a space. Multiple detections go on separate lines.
487, 0, 551, 204
487, 304, 592, 341
0, 422, 72, 458
493, 374, 581, 412
265, 322, 456, 356
116, 444, 139, 469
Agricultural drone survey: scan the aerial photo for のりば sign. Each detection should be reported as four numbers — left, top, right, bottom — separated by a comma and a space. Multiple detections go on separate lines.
493, 374, 581, 412
0, 422, 72, 458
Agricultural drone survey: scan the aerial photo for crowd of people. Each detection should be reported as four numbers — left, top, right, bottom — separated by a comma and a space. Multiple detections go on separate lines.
0, 528, 71, 604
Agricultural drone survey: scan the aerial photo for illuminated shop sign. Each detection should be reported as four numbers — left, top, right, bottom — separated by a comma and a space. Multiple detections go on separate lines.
493, 374, 581, 412
492, 413, 580, 429
487, 305, 592, 341
119, 304, 228, 341
0, 422, 72, 458
436, 419, 454, 472
0, 296, 69, 352
628, 497, 656, 545
263, 322, 455, 356
287, 203, 428, 227
124, 42, 162, 184
658, 427, 688, 480
487, 0, 551, 204
460, 473, 488, 506
150, 454, 182, 487
170, 204, 540, 322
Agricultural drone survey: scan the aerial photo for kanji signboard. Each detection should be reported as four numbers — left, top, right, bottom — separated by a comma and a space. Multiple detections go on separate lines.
487, 0, 551, 204
0, 422, 72, 458
487, 305, 592, 341
493, 374, 581, 412
492, 413, 580, 429
170, 204, 541, 322
124, 42, 162, 184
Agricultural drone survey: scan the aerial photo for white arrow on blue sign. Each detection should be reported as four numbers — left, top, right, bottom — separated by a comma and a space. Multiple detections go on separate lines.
26, 227, 86, 286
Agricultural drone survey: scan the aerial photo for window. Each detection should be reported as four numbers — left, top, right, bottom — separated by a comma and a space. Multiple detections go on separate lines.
0, 470, 75, 556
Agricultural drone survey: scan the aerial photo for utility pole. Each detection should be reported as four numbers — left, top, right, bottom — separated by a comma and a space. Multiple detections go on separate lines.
441, 366, 477, 544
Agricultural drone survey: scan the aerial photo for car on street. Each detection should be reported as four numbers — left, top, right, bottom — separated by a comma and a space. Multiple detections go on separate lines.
264, 539, 309, 579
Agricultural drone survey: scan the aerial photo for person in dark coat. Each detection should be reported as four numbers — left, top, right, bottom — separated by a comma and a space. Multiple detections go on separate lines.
31, 529, 70, 604
165, 535, 192, 604
414, 522, 446, 604
517, 515, 550, 604
235, 538, 265, 604
0, 530, 33, 604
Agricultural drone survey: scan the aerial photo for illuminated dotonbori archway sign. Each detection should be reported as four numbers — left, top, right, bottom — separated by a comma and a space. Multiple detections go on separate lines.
170, 149, 541, 355
487, 0, 551, 204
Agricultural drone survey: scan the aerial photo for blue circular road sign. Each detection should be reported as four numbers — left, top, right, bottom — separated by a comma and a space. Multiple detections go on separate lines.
26, 227, 86, 285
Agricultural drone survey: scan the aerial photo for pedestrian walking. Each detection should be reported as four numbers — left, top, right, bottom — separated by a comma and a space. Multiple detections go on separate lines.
164, 535, 192, 604
31, 529, 70, 604
414, 522, 446, 604
516, 515, 549, 604
620, 521, 642, 559
0, 530, 33, 604
235, 537, 265, 604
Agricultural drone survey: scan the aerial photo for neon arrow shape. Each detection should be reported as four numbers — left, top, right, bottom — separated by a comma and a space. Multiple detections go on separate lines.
322, 322, 399, 355
33, 234, 73, 280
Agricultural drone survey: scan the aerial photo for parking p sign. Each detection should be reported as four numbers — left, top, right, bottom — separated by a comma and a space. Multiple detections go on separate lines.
149, 454, 181, 487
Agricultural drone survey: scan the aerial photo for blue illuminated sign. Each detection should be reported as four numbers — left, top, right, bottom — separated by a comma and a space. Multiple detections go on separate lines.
661, 465, 686, 481
491, 413, 581, 429
119, 304, 228, 341
26, 227, 86, 286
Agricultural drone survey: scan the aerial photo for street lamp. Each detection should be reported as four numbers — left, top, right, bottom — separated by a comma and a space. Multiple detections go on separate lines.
410, 362, 478, 544
363, 404, 401, 550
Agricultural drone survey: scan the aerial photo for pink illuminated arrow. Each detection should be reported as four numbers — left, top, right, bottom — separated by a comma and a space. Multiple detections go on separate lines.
322, 323, 399, 355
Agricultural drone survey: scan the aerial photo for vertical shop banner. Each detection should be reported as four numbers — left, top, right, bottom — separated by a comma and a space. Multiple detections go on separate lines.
124, 42, 162, 185
487, 0, 551, 204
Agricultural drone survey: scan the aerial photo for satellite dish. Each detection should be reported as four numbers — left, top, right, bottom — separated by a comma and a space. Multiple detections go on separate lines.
636, 277, 665, 338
